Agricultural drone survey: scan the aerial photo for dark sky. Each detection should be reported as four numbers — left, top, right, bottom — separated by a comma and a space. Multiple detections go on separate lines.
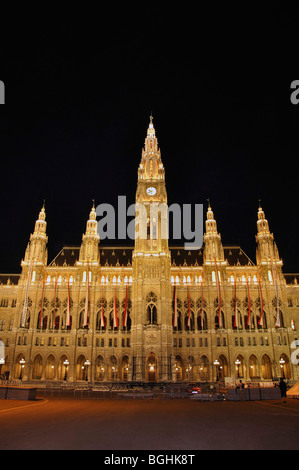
0, 4, 298, 273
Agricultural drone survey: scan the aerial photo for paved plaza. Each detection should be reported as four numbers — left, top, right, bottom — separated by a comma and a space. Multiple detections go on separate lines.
0, 396, 298, 450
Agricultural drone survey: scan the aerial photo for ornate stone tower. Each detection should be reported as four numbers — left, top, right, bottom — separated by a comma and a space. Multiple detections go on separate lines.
256, 203, 281, 267
131, 116, 172, 382
79, 201, 100, 264
23, 203, 48, 267
203, 201, 227, 311
20, 203, 48, 328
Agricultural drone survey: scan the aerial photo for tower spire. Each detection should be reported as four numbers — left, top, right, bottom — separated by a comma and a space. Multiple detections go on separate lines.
138, 115, 164, 182
256, 203, 281, 265
23, 204, 48, 265
203, 201, 225, 264
79, 201, 100, 263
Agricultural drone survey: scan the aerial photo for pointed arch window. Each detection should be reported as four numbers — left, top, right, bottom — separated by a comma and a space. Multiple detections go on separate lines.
146, 292, 158, 325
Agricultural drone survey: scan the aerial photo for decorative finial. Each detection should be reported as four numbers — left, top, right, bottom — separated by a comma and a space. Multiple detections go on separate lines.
207, 198, 211, 209
150, 113, 153, 124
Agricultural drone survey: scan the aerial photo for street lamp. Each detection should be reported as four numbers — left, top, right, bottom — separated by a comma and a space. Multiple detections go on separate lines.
63, 359, 69, 381
214, 359, 220, 382
19, 358, 25, 380
235, 358, 241, 378
279, 357, 285, 378
84, 359, 90, 381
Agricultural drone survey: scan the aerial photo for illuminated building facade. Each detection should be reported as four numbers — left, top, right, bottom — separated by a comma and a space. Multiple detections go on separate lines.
0, 118, 298, 384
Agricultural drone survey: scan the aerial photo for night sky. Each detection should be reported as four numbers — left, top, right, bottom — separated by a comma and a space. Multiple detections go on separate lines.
0, 5, 298, 274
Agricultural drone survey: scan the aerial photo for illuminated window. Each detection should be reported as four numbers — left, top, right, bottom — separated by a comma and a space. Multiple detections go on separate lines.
212, 271, 216, 285
113, 276, 117, 285
124, 276, 128, 285
82, 271, 86, 283
46, 275, 51, 285
69, 276, 74, 285
101, 276, 105, 285
242, 275, 246, 285
31, 271, 36, 283
171, 276, 175, 285
58, 276, 62, 285
129, 276, 132, 285
176, 276, 180, 285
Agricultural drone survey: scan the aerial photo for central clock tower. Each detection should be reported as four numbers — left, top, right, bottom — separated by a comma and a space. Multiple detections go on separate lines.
135, 115, 169, 253
131, 116, 173, 382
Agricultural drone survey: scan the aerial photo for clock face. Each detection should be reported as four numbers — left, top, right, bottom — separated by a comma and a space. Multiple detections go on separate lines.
146, 187, 156, 196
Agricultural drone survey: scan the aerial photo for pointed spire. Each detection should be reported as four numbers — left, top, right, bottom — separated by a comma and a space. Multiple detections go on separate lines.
256, 203, 281, 265
23, 204, 48, 265
138, 114, 164, 181
205, 200, 217, 232
257, 202, 270, 233
147, 113, 155, 137
203, 202, 225, 263
89, 199, 96, 221
34, 203, 47, 234
85, 201, 98, 235
79, 202, 100, 263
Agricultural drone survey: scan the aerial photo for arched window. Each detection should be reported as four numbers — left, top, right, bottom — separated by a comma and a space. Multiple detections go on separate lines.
231, 297, 242, 329
78, 298, 89, 329
173, 298, 183, 331
146, 292, 158, 325
214, 297, 225, 329
196, 297, 207, 330
184, 297, 195, 331
274, 308, 285, 328
95, 355, 105, 381
122, 298, 132, 331
257, 308, 267, 329
215, 310, 225, 329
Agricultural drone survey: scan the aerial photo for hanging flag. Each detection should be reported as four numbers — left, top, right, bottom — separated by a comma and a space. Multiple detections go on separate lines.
214, 259, 222, 328
173, 285, 178, 328
233, 276, 238, 328
66, 277, 71, 328
21, 261, 33, 327
200, 280, 204, 329
272, 260, 281, 327
187, 285, 191, 328
53, 276, 58, 329
113, 289, 118, 328
246, 276, 251, 327
39, 277, 46, 330
257, 277, 264, 326
83, 261, 90, 327
101, 294, 105, 328
123, 284, 128, 328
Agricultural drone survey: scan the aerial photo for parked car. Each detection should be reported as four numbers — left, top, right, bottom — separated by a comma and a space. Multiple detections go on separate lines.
186, 383, 201, 394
